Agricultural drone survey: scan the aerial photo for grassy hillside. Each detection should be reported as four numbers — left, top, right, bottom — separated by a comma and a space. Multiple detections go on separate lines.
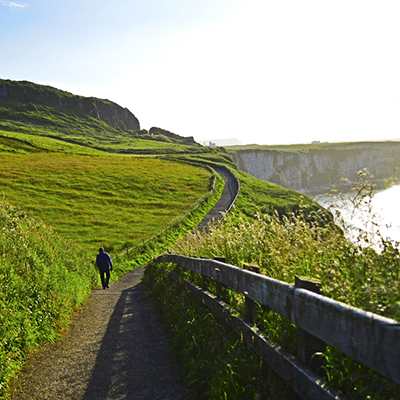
226, 140, 400, 153
0, 130, 103, 155
0, 79, 335, 398
0, 134, 215, 256
0, 79, 217, 155
0, 80, 330, 256
0, 107, 208, 154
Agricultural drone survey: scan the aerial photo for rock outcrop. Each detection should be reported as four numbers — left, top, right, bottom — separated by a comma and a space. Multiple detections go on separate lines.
231, 142, 400, 194
149, 127, 197, 145
0, 79, 140, 131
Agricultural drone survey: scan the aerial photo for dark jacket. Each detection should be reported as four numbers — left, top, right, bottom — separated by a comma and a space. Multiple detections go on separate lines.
96, 252, 113, 271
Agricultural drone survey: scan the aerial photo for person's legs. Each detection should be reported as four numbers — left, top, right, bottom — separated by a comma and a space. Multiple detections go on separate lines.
105, 270, 110, 288
100, 270, 107, 289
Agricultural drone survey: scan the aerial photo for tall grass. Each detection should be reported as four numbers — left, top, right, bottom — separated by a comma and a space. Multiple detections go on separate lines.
175, 209, 400, 321
0, 199, 97, 396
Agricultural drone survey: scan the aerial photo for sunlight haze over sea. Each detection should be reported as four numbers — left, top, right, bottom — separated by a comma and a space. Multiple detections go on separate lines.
371, 185, 400, 244
317, 185, 400, 249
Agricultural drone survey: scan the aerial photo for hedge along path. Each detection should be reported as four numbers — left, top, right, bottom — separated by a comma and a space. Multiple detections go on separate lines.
9, 167, 239, 400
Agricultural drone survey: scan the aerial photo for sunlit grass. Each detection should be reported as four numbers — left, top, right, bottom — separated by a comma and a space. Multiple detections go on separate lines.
0, 130, 103, 155
226, 140, 400, 153
167, 197, 400, 398
0, 152, 213, 255
0, 199, 97, 395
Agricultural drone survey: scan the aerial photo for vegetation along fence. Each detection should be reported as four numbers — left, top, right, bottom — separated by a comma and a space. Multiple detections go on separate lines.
153, 254, 400, 400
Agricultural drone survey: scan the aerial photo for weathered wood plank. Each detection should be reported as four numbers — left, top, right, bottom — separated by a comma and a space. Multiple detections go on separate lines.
295, 276, 326, 375
178, 276, 347, 400
157, 254, 293, 319
292, 289, 400, 384
245, 296, 256, 323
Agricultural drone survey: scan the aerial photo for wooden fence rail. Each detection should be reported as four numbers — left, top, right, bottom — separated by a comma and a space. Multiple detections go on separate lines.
154, 254, 400, 399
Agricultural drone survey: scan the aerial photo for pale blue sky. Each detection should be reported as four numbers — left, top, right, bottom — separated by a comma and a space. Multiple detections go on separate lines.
2, 0, 400, 145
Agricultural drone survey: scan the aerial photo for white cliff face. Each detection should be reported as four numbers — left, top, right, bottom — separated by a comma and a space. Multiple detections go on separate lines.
231, 143, 400, 194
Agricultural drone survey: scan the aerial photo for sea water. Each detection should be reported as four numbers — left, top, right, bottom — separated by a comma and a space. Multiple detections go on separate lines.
316, 185, 400, 249
370, 185, 400, 243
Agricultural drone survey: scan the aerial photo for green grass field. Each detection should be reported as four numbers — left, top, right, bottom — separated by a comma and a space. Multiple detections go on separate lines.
225, 140, 400, 153
0, 130, 103, 155
0, 150, 213, 256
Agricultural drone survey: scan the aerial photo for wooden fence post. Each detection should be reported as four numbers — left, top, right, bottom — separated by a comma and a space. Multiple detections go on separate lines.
200, 257, 211, 291
295, 275, 326, 376
214, 257, 228, 301
243, 263, 260, 323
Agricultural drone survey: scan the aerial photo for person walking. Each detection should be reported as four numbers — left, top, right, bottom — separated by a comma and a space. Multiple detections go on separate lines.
96, 247, 113, 289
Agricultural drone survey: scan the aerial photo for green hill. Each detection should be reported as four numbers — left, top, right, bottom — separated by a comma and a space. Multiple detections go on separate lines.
0, 79, 209, 154
0, 78, 333, 248
0, 78, 331, 397
0, 78, 328, 219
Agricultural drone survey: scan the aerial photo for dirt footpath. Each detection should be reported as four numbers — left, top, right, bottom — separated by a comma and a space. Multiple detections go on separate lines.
196, 166, 238, 230
10, 267, 188, 400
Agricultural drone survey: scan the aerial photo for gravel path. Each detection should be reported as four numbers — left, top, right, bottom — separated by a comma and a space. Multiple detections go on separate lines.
10, 267, 188, 400
9, 167, 238, 399
196, 167, 238, 231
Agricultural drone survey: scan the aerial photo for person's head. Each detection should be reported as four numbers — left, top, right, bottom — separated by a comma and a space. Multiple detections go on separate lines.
99, 247, 104, 253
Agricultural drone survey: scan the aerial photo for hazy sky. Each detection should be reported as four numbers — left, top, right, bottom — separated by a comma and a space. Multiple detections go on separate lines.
2, 0, 400, 145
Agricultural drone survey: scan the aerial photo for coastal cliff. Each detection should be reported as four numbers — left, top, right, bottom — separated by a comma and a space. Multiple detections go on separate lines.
0, 79, 140, 131
230, 142, 400, 194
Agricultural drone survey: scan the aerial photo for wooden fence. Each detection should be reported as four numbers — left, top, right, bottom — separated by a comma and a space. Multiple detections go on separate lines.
154, 254, 400, 400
